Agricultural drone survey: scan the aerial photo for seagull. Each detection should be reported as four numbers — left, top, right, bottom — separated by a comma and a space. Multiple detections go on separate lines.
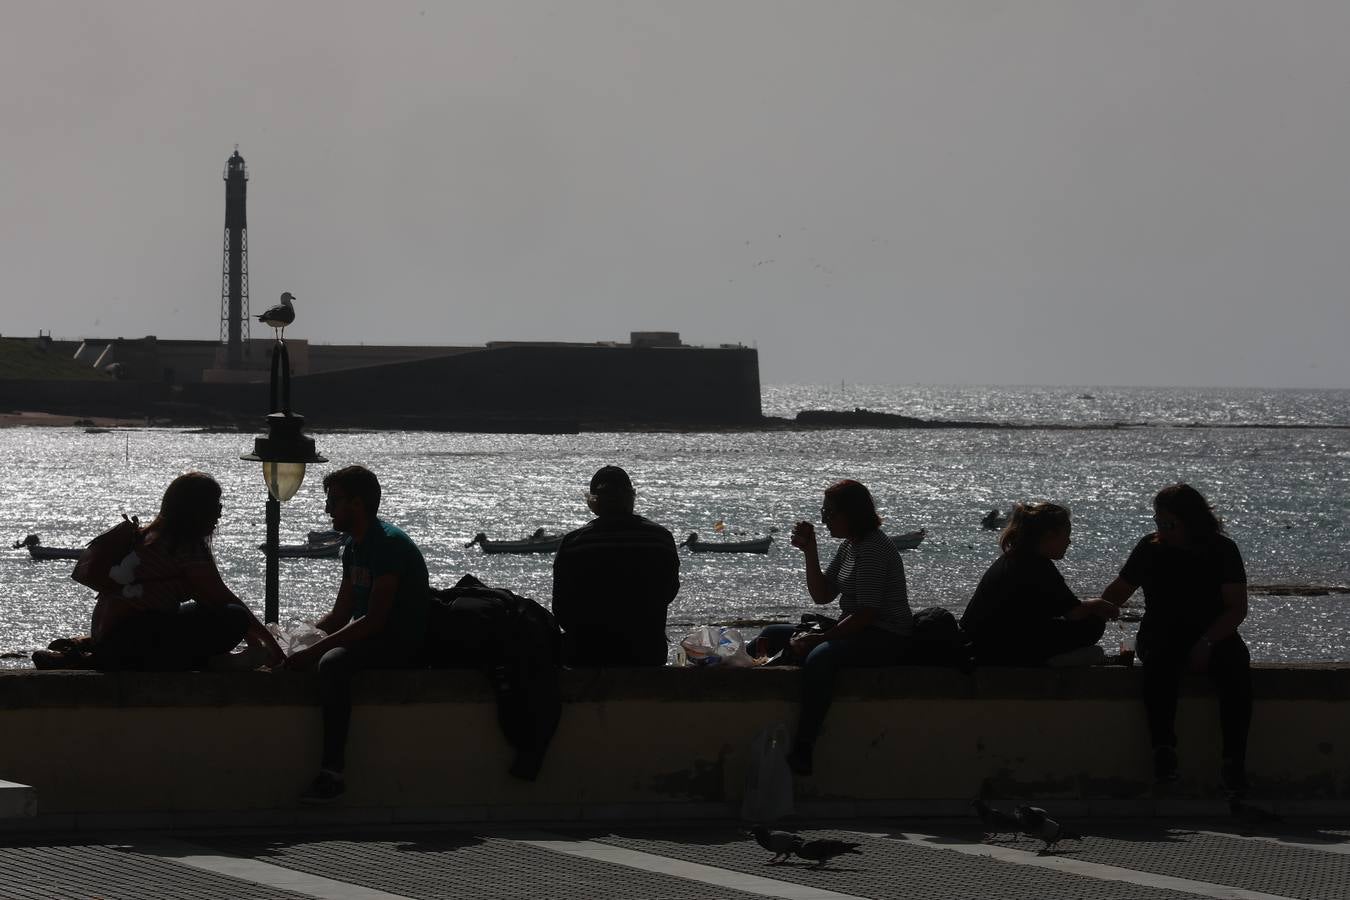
972, 798, 1020, 840
256, 291, 296, 338
748, 825, 803, 864
1015, 806, 1082, 853
794, 838, 863, 870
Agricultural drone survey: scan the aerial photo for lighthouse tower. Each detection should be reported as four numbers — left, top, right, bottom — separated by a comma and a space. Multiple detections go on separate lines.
219, 147, 250, 368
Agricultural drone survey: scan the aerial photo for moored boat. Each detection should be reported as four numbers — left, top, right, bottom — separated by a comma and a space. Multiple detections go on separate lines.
259, 529, 346, 559
11, 534, 82, 561
889, 528, 926, 550
680, 532, 773, 554
465, 530, 564, 554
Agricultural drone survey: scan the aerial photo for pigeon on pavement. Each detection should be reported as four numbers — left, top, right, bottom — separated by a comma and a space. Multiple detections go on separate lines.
256, 292, 297, 338
1015, 806, 1082, 852
972, 798, 1021, 840
748, 825, 804, 864
795, 838, 863, 870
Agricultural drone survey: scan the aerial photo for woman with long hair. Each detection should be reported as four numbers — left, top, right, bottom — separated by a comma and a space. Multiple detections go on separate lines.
960, 502, 1117, 665
1102, 483, 1252, 795
752, 479, 913, 775
91, 472, 283, 671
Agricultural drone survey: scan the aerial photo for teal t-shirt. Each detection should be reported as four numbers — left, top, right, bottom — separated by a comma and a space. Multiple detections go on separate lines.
343, 519, 430, 649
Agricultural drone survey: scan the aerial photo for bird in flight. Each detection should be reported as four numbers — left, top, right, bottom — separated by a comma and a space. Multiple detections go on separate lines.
257, 292, 296, 339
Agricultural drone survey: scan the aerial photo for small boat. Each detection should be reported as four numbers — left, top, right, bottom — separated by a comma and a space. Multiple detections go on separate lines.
11, 534, 82, 561
981, 509, 1007, 530
680, 532, 773, 554
259, 529, 346, 559
889, 528, 926, 550
465, 530, 564, 554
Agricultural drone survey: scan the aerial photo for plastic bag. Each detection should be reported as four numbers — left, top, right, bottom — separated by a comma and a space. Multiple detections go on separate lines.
267, 622, 327, 655
741, 723, 794, 821
678, 625, 755, 668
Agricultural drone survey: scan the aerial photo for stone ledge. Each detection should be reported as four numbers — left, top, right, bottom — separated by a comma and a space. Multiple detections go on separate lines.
3, 663, 1350, 709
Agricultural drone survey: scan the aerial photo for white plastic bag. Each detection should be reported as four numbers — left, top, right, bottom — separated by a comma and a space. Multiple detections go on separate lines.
741, 723, 794, 822
267, 622, 327, 655
679, 625, 754, 667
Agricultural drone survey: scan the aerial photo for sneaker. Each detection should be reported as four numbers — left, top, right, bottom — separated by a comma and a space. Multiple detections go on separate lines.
1153, 746, 1179, 783
1220, 759, 1249, 798
299, 770, 345, 804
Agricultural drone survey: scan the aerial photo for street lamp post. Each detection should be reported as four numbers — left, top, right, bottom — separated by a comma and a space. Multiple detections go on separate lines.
241, 340, 325, 624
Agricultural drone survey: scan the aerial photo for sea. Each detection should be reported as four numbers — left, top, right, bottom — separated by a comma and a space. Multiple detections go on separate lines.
3, 383, 1348, 666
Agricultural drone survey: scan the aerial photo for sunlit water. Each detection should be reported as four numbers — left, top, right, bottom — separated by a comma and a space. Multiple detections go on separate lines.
3, 384, 1348, 665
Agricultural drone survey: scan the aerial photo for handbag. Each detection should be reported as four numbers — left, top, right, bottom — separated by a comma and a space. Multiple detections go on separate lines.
71, 515, 143, 594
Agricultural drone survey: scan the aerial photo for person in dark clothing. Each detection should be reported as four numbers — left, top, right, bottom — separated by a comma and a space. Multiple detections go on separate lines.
552, 465, 680, 666
90, 472, 282, 672
754, 479, 914, 776
1101, 483, 1252, 796
961, 502, 1117, 665
283, 465, 431, 803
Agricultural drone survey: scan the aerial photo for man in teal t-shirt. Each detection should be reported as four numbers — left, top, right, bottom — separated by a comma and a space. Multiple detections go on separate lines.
283, 465, 430, 803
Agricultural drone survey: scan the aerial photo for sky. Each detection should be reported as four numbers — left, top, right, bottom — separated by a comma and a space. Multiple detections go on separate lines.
3, 1, 1349, 388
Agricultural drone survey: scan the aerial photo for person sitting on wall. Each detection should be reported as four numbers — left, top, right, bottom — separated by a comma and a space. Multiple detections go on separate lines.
283, 465, 431, 804
960, 502, 1118, 666
1101, 483, 1253, 795
753, 479, 914, 776
551, 465, 680, 666
91, 472, 283, 672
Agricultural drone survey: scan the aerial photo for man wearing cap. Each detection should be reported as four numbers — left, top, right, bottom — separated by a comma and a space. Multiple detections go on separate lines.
552, 466, 680, 666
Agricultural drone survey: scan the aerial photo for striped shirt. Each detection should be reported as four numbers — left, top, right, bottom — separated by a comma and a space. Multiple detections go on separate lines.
823, 529, 913, 636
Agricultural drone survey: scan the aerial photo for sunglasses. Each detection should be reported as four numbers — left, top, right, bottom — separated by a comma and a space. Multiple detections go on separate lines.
820, 506, 836, 522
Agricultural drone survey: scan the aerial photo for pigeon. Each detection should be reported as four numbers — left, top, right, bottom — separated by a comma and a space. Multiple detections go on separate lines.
1015, 806, 1081, 852
256, 292, 296, 338
794, 838, 863, 870
748, 825, 803, 864
972, 798, 1020, 840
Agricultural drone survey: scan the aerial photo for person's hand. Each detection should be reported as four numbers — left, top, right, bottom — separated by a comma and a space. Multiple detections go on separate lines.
1188, 639, 1213, 674
262, 639, 286, 669
283, 645, 323, 671
789, 632, 825, 658
1082, 598, 1120, 620
790, 520, 817, 553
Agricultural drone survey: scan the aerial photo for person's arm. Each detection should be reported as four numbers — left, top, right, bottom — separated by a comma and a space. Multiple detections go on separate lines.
283, 577, 356, 669
798, 539, 887, 650
187, 559, 284, 665
662, 532, 681, 607
1100, 576, 1137, 610
551, 540, 576, 629
791, 521, 838, 605
1190, 542, 1249, 672
287, 574, 397, 668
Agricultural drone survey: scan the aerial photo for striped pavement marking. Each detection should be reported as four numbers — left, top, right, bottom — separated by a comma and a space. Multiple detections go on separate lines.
876, 831, 1302, 900
509, 832, 872, 900
127, 839, 416, 900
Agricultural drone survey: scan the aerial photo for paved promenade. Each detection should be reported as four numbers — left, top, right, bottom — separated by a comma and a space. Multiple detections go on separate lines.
2, 819, 1349, 899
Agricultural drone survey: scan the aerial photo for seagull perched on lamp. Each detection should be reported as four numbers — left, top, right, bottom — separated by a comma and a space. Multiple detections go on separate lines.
256, 291, 296, 338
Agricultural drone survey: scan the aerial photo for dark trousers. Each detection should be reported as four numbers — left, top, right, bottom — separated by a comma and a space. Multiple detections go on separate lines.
563, 628, 667, 667
317, 639, 417, 771
755, 623, 910, 747
1140, 631, 1252, 763
972, 617, 1105, 666
94, 601, 249, 671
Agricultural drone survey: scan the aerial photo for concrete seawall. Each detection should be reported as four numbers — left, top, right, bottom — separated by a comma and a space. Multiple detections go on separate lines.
2, 665, 1347, 830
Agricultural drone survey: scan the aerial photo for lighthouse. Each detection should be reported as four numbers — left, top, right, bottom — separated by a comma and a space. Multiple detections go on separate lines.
219, 147, 250, 368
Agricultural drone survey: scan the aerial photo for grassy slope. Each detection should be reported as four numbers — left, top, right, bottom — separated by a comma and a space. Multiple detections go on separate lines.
0, 339, 108, 381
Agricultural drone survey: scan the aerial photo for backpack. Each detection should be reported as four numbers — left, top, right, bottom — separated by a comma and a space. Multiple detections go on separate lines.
427, 574, 563, 780
908, 606, 974, 670
71, 515, 143, 594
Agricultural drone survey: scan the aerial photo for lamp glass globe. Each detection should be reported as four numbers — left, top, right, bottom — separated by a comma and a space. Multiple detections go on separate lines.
263, 461, 306, 503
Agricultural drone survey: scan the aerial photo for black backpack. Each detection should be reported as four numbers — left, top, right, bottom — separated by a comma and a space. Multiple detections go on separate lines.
908, 606, 974, 670
427, 574, 562, 780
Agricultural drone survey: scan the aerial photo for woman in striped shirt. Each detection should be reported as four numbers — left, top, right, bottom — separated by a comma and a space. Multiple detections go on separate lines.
753, 479, 913, 775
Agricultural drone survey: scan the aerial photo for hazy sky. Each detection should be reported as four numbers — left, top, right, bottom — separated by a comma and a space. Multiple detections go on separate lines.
3, 1, 1349, 387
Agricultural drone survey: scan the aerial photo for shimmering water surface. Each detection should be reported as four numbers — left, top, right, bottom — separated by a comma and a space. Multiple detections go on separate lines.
3, 384, 1348, 664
